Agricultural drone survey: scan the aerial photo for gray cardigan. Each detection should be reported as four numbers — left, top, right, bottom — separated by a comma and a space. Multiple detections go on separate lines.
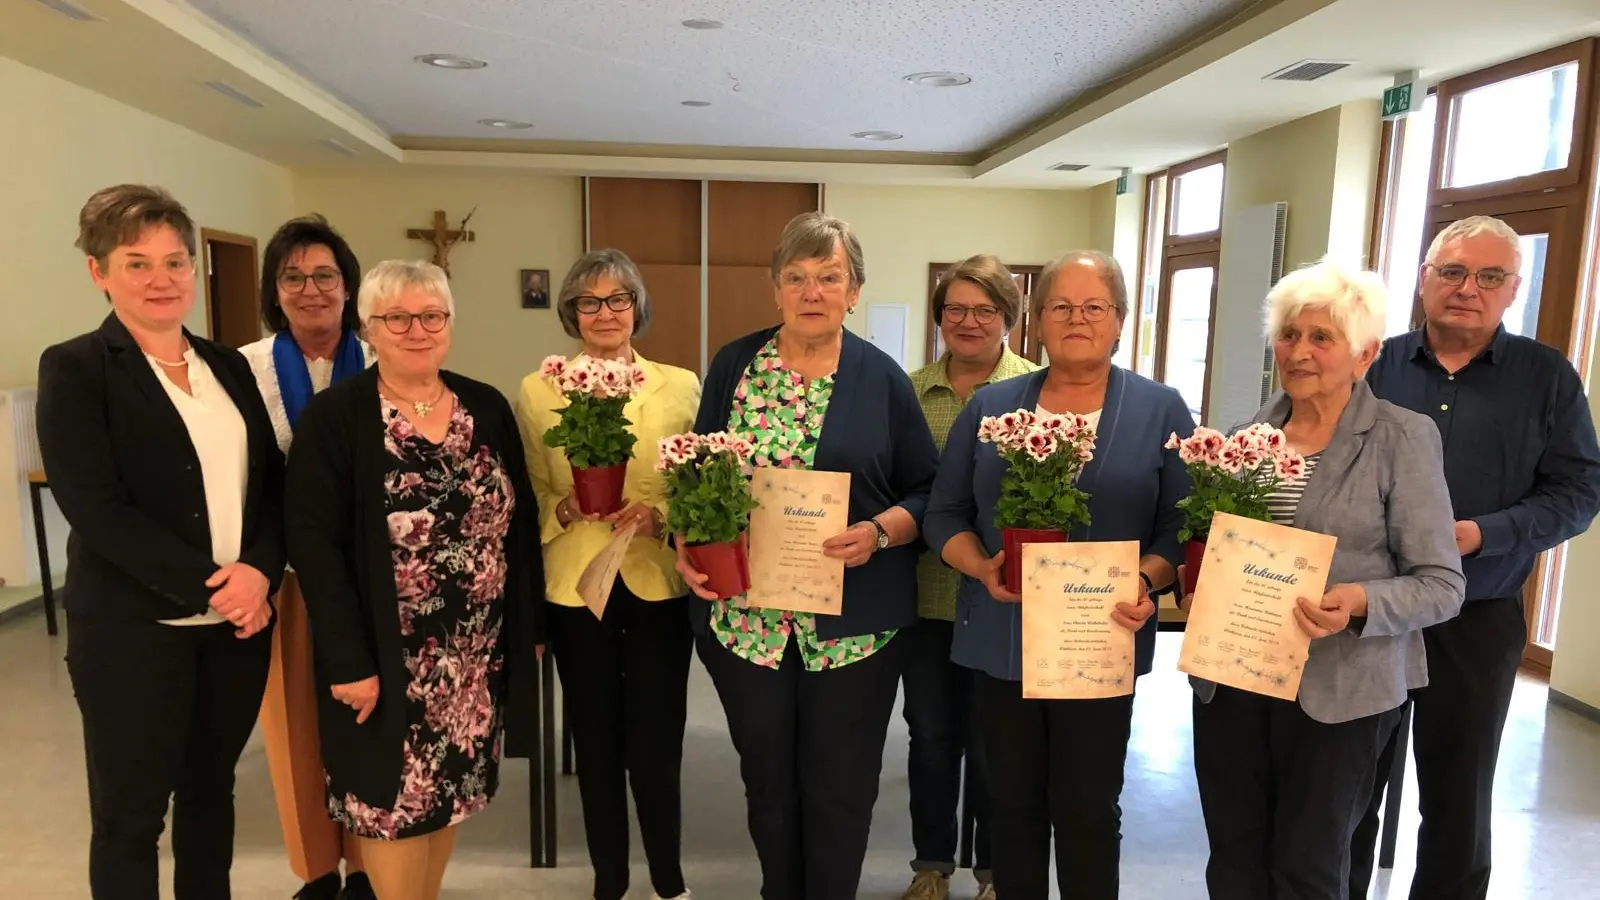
1192, 381, 1465, 723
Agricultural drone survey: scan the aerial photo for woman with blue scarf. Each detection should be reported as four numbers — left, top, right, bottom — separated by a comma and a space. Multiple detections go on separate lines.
239, 214, 375, 900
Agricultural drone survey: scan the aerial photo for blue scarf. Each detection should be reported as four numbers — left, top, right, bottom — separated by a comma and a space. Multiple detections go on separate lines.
272, 329, 367, 429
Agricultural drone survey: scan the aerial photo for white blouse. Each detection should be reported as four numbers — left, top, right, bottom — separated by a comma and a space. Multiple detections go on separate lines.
238, 336, 376, 454
147, 350, 249, 626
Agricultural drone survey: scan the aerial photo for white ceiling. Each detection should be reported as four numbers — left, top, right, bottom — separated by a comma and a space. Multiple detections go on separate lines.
186, 0, 1258, 154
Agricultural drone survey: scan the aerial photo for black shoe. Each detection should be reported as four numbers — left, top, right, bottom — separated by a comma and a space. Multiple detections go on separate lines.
293, 874, 342, 900
339, 872, 378, 900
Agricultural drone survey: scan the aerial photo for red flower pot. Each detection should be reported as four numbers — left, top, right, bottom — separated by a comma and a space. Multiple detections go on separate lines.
572, 462, 626, 516
1000, 527, 1067, 595
685, 536, 752, 600
1182, 539, 1207, 597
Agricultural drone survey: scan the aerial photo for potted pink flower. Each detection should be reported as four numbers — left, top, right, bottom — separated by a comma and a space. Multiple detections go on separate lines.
1165, 423, 1307, 595
538, 354, 648, 516
658, 431, 760, 599
977, 409, 1098, 594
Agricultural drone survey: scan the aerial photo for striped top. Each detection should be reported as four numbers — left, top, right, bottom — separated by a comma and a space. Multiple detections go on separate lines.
1265, 453, 1321, 525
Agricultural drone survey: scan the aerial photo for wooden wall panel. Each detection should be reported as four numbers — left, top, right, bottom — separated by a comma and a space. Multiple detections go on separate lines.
708, 267, 779, 352
707, 181, 819, 266
631, 263, 702, 374
588, 178, 701, 265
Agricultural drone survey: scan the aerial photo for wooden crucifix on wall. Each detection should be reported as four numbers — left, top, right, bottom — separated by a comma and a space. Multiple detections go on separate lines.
407, 208, 476, 277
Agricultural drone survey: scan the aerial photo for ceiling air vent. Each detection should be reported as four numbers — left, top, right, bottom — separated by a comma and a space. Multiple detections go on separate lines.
1264, 60, 1353, 82
206, 81, 264, 108
1048, 163, 1090, 172
31, 0, 98, 21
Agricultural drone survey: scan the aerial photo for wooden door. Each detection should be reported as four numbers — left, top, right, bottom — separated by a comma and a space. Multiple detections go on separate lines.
202, 229, 259, 349
1152, 250, 1220, 423
587, 178, 703, 374
706, 181, 818, 367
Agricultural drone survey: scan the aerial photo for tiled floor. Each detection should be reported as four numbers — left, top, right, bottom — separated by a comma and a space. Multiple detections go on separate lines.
2, 609, 1596, 899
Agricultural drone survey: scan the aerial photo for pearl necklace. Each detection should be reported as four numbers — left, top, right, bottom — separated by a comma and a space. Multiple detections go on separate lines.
146, 343, 191, 368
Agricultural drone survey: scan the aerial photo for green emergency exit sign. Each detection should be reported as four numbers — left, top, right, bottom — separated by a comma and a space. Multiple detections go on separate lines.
1382, 71, 1423, 120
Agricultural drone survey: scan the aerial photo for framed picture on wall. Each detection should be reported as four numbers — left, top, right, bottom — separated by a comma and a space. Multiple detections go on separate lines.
520, 269, 550, 309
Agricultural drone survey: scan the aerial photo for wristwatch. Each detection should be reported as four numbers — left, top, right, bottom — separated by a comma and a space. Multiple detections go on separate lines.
868, 518, 889, 552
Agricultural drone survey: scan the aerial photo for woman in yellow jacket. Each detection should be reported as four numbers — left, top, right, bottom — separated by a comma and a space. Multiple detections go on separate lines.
516, 249, 700, 900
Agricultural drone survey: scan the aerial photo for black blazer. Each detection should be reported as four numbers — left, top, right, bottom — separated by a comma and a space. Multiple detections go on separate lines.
693, 326, 939, 640
285, 366, 546, 807
35, 314, 286, 623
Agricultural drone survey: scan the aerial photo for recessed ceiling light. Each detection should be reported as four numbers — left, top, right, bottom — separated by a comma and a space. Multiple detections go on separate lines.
851, 130, 903, 141
904, 71, 972, 88
682, 18, 724, 30
681, 100, 712, 107
478, 118, 534, 129
415, 54, 488, 70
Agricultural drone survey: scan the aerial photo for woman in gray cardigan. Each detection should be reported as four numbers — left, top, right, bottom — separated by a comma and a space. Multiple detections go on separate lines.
1188, 260, 1465, 900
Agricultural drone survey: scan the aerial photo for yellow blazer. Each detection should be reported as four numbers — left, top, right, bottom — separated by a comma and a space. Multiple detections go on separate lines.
515, 352, 701, 607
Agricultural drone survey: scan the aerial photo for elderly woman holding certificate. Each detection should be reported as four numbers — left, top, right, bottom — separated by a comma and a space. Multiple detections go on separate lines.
923, 250, 1196, 900
1186, 259, 1464, 900
675, 212, 939, 900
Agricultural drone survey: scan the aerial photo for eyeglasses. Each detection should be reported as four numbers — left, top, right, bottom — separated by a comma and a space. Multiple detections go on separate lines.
369, 310, 451, 334
1041, 300, 1113, 323
1428, 264, 1513, 290
279, 268, 342, 294
119, 256, 195, 285
573, 292, 637, 314
941, 305, 1001, 325
779, 271, 850, 293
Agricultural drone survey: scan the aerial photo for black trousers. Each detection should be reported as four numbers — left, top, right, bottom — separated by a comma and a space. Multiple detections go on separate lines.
550, 586, 693, 900
1193, 686, 1401, 900
698, 629, 905, 900
975, 671, 1134, 900
900, 617, 990, 878
66, 613, 273, 900
1348, 596, 1525, 900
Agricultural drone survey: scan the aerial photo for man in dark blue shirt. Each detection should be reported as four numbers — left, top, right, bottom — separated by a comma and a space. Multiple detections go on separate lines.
1352, 215, 1600, 900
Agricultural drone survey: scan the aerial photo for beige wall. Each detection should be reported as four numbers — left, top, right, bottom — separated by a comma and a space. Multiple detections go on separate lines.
0, 56, 295, 388
290, 170, 584, 400
1552, 345, 1600, 708
824, 184, 1093, 370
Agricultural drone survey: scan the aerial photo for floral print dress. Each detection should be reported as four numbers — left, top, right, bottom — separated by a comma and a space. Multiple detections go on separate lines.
328, 397, 514, 840
708, 337, 895, 671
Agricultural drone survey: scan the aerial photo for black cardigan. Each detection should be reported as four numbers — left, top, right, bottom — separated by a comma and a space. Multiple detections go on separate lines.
36, 314, 285, 622
694, 326, 939, 640
285, 366, 545, 807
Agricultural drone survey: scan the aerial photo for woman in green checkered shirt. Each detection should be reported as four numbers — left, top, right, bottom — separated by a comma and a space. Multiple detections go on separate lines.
901, 255, 1039, 900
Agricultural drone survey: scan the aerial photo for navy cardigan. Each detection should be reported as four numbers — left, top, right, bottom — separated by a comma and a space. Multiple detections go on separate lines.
922, 366, 1196, 681
692, 326, 940, 641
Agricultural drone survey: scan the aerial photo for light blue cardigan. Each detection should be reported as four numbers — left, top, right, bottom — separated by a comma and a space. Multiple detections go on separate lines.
923, 366, 1196, 681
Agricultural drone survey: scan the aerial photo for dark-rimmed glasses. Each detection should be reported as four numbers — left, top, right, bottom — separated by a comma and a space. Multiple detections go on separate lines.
941, 305, 1001, 325
574, 291, 637, 314
1041, 300, 1112, 323
279, 268, 342, 294
369, 310, 451, 334
1427, 264, 1513, 290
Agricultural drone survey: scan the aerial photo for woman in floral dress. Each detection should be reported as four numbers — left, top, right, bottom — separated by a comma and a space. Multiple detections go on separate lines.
286, 260, 545, 900
678, 213, 940, 900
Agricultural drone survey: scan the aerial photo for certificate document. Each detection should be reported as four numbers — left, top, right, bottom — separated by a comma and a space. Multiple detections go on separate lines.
745, 467, 851, 616
576, 522, 638, 621
1020, 541, 1140, 700
1178, 512, 1338, 701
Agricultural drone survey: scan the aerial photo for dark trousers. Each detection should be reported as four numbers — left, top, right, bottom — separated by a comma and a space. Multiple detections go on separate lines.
1193, 686, 1401, 900
698, 630, 905, 900
550, 586, 693, 900
975, 671, 1134, 900
900, 617, 990, 878
66, 613, 273, 900
1348, 596, 1525, 900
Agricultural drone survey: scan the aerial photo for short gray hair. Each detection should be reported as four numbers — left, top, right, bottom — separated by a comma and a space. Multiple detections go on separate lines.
1265, 258, 1387, 356
357, 259, 455, 321
1031, 250, 1129, 319
1426, 215, 1522, 269
556, 249, 652, 340
770, 212, 865, 288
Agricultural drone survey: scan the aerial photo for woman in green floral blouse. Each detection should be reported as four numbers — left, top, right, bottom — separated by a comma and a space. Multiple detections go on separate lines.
678, 212, 940, 900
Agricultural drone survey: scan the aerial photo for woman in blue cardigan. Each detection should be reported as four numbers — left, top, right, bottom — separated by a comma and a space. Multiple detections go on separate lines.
677, 212, 940, 900
923, 250, 1196, 900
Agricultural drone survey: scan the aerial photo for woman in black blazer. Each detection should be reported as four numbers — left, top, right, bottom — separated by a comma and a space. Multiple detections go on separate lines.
285, 259, 545, 900
676, 213, 940, 900
36, 184, 286, 900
